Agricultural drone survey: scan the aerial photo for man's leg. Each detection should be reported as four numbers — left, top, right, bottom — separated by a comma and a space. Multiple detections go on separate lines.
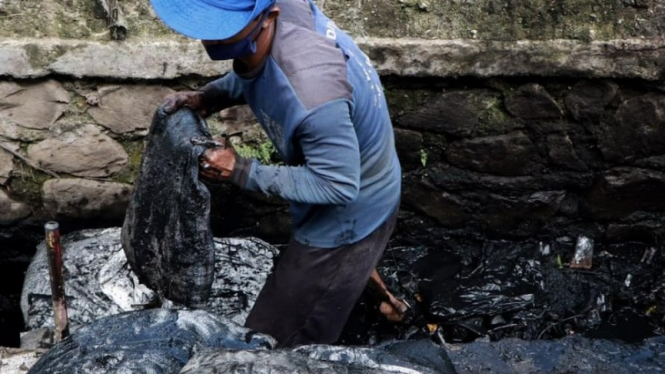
244, 209, 398, 348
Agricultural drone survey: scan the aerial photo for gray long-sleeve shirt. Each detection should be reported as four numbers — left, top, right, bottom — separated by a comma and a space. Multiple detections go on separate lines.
203, 0, 401, 247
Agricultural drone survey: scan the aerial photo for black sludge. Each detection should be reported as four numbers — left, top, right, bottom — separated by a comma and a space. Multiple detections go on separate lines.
122, 108, 214, 307
26, 309, 275, 374
181, 339, 457, 374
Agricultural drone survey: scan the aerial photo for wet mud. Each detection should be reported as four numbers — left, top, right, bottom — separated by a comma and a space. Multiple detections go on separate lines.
26, 309, 275, 374
20, 228, 276, 332
340, 234, 664, 346
121, 108, 215, 307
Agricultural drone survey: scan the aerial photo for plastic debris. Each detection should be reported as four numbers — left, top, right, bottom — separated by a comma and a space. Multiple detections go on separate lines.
570, 236, 594, 269
641, 247, 657, 264
21, 228, 277, 331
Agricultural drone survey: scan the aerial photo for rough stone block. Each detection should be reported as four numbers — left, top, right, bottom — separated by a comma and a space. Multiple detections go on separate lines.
0, 141, 18, 184
599, 93, 665, 162
218, 105, 259, 133
397, 90, 514, 137
479, 191, 566, 236
394, 128, 423, 171
445, 131, 542, 176
505, 84, 562, 120
0, 80, 69, 129
88, 85, 174, 133
0, 122, 48, 142
0, 348, 45, 374
564, 80, 618, 123
0, 188, 30, 226
404, 180, 470, 227
27, 125, 128, 177
545, 133, 588, 171
42, 178, 132, 220
584, 167, 665, 220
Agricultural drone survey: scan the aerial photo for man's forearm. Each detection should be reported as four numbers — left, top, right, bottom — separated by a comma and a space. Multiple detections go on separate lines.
229, 99, 361, 205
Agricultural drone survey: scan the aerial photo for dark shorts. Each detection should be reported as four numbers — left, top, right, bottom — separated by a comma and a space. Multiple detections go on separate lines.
244, 207, 398, 348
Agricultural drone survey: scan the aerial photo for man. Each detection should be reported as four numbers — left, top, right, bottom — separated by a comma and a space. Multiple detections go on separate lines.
151, 0, 407, 347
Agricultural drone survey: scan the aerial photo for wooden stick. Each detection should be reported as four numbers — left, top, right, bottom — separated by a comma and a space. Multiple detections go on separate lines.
45, 221, 70, 342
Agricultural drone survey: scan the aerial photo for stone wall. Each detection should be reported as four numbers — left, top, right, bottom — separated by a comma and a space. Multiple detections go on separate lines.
392, 77, 665, 244
1, 0, 664, 247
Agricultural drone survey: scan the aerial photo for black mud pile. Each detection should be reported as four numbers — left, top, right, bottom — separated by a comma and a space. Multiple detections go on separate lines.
447, 335, 665, 374
341, 236, 664, 345
122, 108, 214, 307
182, 340, 457, 374
27, 309, 275, 374
27, 308, 455, 374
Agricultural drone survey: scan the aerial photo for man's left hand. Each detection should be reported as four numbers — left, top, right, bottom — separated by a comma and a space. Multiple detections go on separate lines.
199, 137, 237, 181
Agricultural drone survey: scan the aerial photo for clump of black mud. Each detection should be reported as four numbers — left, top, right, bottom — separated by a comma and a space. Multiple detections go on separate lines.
340, 231, 665, 347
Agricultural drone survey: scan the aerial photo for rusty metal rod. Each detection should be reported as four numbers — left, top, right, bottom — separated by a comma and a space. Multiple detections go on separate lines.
45, 221, 70, 342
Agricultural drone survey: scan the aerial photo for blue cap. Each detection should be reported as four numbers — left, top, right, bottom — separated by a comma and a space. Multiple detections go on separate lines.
150, 0, 276, 40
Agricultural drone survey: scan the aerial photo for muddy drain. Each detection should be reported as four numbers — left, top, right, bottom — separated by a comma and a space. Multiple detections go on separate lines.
1, 229, 663, 351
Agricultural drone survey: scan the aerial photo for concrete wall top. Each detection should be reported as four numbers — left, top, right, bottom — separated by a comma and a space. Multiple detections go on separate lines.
0, 37, 663, 81
0, 0, 663, 41
0, 0, 663, 80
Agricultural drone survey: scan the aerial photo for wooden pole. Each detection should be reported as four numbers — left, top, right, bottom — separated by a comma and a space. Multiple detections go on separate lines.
45, 221, 70, 342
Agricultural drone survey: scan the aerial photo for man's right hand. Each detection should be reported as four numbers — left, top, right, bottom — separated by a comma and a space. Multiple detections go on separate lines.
162, 91, 210, 117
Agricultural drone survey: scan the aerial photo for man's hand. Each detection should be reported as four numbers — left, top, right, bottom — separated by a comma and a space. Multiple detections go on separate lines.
199, 137, 237, 181
162, 91, 210, 117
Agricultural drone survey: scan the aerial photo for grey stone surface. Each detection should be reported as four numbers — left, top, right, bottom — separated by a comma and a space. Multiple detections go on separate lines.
599, 93, 665, 162
394, 128, 423, 171
1, 0, 663, 41
397, 90, 514, 137
0, 80, 69, 129
505, 84, 562, 120
584, 167, 665, 220
0, 121, 47, 142
364, 38, 665, 80
404, 181, 470, 227
0, 141, 17, 184
88, 85, 174, 133
0, 38, 663, 80
564, 80, 619, 123
0, 39, 232, 79
445, 132, 542, 176
479, 191, 566, 235
217, 105, 260, 133
27, 125, 128, 177
19, 329, 51, 350
0, 188, 30, 225
428, 167, 595, 196
0, 348, 45, 374
42, 178, 132, 219
545, 134, 588, 171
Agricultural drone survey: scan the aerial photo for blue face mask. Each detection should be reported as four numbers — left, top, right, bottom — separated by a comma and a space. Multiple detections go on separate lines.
204, 11, 270, 60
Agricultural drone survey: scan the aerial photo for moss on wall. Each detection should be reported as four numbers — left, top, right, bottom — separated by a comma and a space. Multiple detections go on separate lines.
0, 0, 662, 41
6, 162, 50, 208
113, 140, 144, 184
